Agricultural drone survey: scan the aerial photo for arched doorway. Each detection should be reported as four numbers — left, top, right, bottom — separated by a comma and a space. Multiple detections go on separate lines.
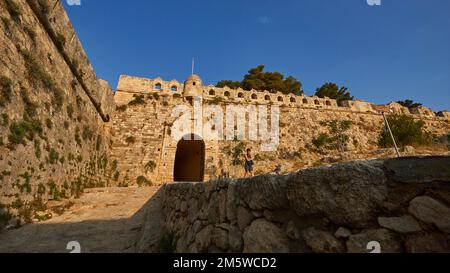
174, 135, 205, 182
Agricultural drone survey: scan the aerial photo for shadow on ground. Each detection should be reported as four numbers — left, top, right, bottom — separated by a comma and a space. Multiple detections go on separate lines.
0, 187, 165, 253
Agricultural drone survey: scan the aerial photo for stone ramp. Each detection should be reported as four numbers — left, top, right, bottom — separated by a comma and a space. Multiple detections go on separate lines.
0, 187, 161, 253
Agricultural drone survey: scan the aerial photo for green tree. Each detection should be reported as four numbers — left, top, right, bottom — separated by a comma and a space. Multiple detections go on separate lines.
216, 65, 303, 95
378, 115, 431, 148
397, 100, 422, 109
315, 83, 353, 103
216, 80, 242, 89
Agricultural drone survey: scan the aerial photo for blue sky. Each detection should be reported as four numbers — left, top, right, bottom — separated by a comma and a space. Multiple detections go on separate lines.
63, 0, 450, 111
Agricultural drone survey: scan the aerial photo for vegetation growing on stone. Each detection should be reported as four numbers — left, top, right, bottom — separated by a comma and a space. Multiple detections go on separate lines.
34, 139, 41, 158
0, 203, 13, 229
208, 96, 223, 105
23, 25, 36, 43
145, 160, 157, 173
128, 94, 145, 106
116, 105, 127, 112
0, 75, 13, 107
1, 113, 9, 126
158, 230, 178, 253
67, 104, 74, 119
223, 141, 246, 166
4, 0, 21, 19
20, 48, 54, 89
96, 135, 102, 151
217, 65, 302, 95
51, 87, 64, 110
378, 114, 431, 148
37, 183, 46, 196
19, 48, 64, 110
37, 0, 50, 13
126, 136, 136, 144
45, 118, 53, 129
397, 100, 422, 110
136, 176, 152, 187
315, 83, 354, 104
8, 119, 43, 146
20, 88, 38, 119
48, 148, 59, 164
18, 172, 32, 194
1, 16, 10, 30
75, 127, 82, 146
113, 171, 120, 182
312, 120, 353, 152
47, 180, 60, 200
55, 32, 66, 48
82, 126, 93, 141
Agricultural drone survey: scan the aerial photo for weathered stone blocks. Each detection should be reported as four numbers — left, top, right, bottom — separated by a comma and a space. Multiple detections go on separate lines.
287, 160, 388, 228
159, 157, 450, 253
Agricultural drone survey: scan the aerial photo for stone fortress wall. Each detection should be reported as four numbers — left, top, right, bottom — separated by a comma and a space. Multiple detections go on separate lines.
0, 0, 449, 230
158, 157, 450, 253
110, 75, 450, 185
0, 0, 115, 225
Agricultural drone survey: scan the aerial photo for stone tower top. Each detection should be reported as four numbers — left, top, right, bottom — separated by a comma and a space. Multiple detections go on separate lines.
183, 74, 204, 98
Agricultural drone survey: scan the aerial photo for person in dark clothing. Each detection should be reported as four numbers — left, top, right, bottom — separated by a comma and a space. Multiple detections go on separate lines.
244, 148, 254, 178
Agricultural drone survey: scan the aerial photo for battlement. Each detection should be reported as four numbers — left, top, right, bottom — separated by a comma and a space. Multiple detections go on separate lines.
115, 75, 448, 121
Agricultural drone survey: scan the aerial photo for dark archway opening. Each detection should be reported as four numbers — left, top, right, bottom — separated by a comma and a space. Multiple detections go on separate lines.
174, 135, 205, 182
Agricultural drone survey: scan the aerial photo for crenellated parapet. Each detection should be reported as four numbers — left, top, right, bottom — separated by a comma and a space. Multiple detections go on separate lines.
114, 75, 449, 121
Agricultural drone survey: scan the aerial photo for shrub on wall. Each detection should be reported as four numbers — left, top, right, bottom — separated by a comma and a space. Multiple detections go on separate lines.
145, 160, 157, 174
378, 115, 431, 148
116, 105, 127, 112
223, 141, 246, 166
128, 95, 145, 106
8, 119, 43, 146
0, 76, 13, 107
1, 16, 10, 30
125, 136, 135, 144
312, 120, 353, 152
37, 0, 50, 13
4, 0, 21, 19
158, 229, 178, 253
136, 176, 152, 187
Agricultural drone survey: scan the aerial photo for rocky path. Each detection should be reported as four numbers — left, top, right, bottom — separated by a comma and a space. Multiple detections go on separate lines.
0, 187, 162, 253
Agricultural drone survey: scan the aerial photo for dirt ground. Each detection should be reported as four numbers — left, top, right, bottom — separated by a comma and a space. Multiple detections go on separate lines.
0, 186, 162, 253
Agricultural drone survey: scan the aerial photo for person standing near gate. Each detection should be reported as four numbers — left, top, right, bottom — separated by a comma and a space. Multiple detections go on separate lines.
244, 148, 254, 178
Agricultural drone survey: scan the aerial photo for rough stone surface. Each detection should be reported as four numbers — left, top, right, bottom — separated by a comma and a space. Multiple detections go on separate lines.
408, 196, 450, 233
335, 227, 352, 239
159, 158, 450, 253
378, 216, 422, 233
302, 227, 345, 253
347, 229, 403, 253
286, 221, 301, 240
287, 160, 388, 228
212, 227, 229, 250
243, 219, 289, 253
237, 206, 254, 231
384, 157, 450, 184
0, 0, 115, 225
194, 225, 213, 253
235, 175, 290, 210
228, 225, 243, 252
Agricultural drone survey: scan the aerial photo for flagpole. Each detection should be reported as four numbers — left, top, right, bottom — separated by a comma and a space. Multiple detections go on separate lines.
382, 111, 401, 158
